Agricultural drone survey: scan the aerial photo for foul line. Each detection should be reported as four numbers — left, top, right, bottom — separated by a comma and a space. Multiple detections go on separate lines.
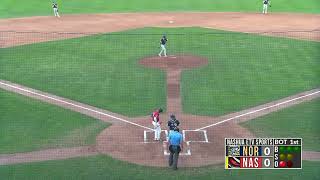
195, 90, 320, 131
0, 81, 153, 131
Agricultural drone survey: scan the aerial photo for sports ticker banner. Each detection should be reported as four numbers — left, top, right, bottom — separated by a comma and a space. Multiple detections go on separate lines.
225, 138, 302, 169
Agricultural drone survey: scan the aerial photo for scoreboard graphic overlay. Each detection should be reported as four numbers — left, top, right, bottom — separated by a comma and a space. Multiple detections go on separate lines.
225, 138, 302, 169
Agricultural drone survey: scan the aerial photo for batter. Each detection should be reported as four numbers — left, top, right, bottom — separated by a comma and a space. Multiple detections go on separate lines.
151, 108, 163, 141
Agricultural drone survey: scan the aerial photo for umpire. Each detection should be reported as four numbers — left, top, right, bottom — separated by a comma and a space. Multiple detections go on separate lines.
168, 127, 183, 170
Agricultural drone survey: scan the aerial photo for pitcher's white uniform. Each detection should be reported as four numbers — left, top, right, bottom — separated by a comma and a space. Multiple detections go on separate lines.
52, 3, 60, 17
151, 110, 162, 141
262, 0, 271, 14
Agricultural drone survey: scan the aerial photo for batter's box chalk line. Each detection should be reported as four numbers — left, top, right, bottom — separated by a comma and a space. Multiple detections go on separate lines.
142, 129, 209, 156
183, 130, 209, 143
143, 130, 168, 144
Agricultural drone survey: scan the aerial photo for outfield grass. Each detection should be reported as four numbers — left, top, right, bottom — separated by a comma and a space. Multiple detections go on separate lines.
0, 30, 167, 116
180, 29, 320, 115
0, 89, 109, 154
0, 28, 319, 116
241, 98, 320, 151
0, 155, 319, 180
1, 0, 320, 18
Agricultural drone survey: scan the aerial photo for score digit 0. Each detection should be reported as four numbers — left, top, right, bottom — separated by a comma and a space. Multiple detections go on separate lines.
262, 147, 273, 168
264, 158, 271, 167
264, 147, 271, 156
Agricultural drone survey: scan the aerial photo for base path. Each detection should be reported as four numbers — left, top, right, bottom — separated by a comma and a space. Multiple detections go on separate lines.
0, 12, 319, 48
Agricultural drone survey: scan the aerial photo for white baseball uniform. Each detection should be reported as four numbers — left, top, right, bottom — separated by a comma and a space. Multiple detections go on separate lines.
53, 3, 60, 17
262, 0, 271, 14
151, 111, 161, 141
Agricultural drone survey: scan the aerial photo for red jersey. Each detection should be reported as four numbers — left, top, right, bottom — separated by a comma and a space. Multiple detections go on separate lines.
151, 111, 161, 123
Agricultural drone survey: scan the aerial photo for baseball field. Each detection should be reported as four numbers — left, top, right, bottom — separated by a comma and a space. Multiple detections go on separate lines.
0, 0, 320, 179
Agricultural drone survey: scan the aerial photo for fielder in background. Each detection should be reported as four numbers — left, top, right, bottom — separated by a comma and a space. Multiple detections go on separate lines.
158, 35, 168, 57
262, 0, 271, 14
168, 127, 183, 170
168, 114, 180, 135
52, 2, 60, 17
151, 108, 163, 141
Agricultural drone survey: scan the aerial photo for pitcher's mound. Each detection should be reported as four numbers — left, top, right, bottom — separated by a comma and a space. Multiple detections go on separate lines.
139, 55, 208, 69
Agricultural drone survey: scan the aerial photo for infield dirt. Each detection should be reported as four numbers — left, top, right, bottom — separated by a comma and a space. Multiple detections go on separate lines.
0, 12, 319, 48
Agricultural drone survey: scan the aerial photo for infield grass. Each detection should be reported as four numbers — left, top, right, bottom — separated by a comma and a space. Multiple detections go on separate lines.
0, 155, 318, 180
0, 89, 109, 154
241, 98, 320, 151
1, 0, 320, 18
0, 27, 319, 116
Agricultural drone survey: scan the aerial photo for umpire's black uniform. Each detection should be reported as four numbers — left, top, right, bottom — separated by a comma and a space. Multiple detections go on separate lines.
168, 115, 180, 132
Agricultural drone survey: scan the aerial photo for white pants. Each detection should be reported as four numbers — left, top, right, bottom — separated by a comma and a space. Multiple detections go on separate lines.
53, 8, 60, 17
262, 4, 268, 14
159, 44, 167, 57
152, 121, 161, 140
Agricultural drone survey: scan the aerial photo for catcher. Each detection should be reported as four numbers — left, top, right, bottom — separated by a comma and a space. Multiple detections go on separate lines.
168, 114, 180, 135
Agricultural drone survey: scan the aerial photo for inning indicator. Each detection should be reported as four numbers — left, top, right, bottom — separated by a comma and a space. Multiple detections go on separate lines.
225, 138, 302, 169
